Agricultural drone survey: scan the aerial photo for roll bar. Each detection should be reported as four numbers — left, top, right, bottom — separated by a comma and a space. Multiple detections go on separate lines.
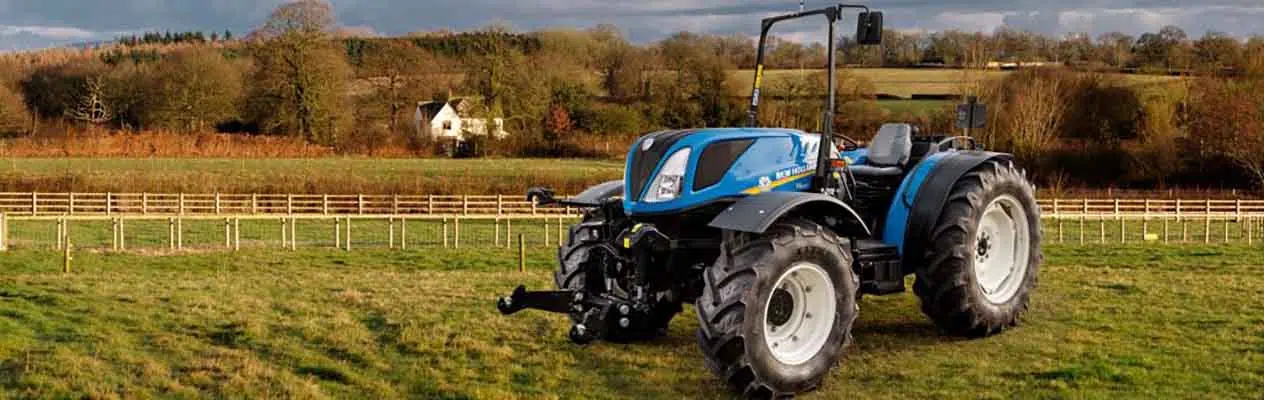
745, 4, 883, 192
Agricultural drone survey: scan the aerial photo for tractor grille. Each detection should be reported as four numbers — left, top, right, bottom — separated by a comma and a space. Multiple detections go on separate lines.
628, 130, 696, 201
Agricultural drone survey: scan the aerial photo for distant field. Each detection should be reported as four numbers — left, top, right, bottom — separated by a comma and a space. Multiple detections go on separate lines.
0, 158, 625, 195
734, 68, 1182, 98
0, 245, 1260, 398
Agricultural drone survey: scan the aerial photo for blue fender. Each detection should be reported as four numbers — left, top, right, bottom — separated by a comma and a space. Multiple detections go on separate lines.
708, 191, 871, 237
883, 151, 1014, 273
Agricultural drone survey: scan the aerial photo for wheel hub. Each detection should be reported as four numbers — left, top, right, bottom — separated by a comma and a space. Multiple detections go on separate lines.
767, 289, 794, 327
762, 263, 836, 365
974, 194, 1031, 304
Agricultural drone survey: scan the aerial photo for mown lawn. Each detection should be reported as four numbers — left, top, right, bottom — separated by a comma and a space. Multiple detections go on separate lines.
0, 245, 1261, 399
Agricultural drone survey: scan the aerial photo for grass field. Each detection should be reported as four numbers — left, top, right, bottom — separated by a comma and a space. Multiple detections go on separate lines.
0, 158, 625, 195
1, 245, 1260, 399
734, 68, 1182, 98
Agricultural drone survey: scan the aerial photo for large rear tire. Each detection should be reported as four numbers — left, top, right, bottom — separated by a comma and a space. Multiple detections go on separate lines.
914, 160, 1042, 337
696, 219, 858, 398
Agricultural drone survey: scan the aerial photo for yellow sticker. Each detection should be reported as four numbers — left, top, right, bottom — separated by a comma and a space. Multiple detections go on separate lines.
632, 223, 644, 233
754, 65, 765, 88
623, 237, 632, 249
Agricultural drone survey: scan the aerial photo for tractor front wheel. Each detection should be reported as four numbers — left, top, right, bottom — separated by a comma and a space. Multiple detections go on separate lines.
914, 160, 1042, 337
697, 219, 858, 398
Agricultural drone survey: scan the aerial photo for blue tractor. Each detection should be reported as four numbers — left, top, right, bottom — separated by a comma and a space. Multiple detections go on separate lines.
498, 4, 1041, 398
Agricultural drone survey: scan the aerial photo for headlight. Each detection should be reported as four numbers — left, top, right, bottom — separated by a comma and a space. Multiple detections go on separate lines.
644, 148, 691, 203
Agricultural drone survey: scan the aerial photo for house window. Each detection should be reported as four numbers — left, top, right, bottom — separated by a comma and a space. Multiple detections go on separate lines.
443, 120, 453, 131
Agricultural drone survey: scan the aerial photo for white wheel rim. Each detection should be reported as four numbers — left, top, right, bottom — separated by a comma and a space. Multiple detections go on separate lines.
974, 194, 1031, 304
762, 262, 835, 365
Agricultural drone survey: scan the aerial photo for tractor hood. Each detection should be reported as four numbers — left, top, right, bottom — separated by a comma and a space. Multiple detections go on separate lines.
623, 128, 827, 215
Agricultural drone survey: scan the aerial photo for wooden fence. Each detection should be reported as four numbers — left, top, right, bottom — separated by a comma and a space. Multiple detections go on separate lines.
2, 193, 1264, 218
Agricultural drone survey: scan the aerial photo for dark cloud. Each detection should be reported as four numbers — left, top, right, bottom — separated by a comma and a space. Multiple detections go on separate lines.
1, 0, 1262, 51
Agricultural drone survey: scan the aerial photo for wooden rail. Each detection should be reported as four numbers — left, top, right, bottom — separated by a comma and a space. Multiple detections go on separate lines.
0, 193, 1262, 218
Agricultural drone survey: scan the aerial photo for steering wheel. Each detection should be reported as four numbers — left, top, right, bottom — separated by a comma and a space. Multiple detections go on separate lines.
936, 136, 978, 152
832, 133, 860, 151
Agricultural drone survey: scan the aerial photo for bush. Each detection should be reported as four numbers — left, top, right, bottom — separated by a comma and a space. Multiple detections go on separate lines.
0, 83, 26, 136
589, 104, 646, 135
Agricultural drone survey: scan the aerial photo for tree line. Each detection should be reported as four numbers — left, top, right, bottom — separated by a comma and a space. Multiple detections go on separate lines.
0, 0, 1262, 191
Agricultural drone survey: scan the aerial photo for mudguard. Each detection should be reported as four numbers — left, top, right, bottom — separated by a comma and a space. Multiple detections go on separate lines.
708, 191, 871, 237
898, 151, 1014, 272
571, 180, 624, 206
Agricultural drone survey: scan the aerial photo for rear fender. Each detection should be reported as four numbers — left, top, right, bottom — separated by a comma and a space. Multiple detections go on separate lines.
708, 191, 871, 238
886, 151, 1014, 273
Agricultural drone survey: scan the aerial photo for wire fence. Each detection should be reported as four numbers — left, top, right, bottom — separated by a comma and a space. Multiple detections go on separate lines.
0, 194, 1262, 253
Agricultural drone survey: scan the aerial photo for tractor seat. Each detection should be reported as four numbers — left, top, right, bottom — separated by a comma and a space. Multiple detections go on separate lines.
849, 123, 913, 178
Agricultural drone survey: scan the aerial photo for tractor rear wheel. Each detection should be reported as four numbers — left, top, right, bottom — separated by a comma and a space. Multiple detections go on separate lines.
555, 212, 680, 340
914, 160, 1042, 337
697, 219, 858, 398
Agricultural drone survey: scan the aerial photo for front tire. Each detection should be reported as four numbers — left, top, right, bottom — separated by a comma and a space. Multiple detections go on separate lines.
696, 219, 858, 398
914, 160, 1042, 337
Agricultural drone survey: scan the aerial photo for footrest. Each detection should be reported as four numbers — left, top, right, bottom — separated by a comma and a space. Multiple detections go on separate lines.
855, 240, 905, 295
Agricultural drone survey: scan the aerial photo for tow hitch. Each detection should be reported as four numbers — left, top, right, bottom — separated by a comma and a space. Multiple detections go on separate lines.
497, 285, 659, 344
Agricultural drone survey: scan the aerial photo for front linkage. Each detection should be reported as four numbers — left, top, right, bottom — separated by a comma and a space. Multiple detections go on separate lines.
497, 189, 692, 344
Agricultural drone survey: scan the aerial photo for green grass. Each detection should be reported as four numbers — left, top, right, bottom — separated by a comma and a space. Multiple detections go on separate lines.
1, 245, 1260, 399
0, 158, 625, 195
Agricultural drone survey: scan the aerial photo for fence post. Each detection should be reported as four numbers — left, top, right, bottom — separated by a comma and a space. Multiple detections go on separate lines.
142, 192, 148, 215
1224, 218, 1230, 243
1120, 218, 1126, 244
291, 217, 297, 251
176, 217, 183, 250
558, 215, 564, 247
462, 196, 469, 215
101, 192, 108, 215
506, 218, 512, 249
389, 217, 396, 249
454, 217, 461, 249
215, 193, 221, 215
393, 195, 400, 215
234, 218, 240, 251
1079, 198, 1086, 244
119, 217, 125, 250
56, 218, 63, 250
1248, 217, 1254, 246
518, 234, 526, 273
62, 224, 71, 274
111, 218, 119, 250
168, 218, 175, 250
251, 193, 258, 215
441, 218, 449, 248
1142, 200, 1150, 240
497, 195, 503, 215
427, 196, 434, 214
280, 218, 288, 249
401, 217, 407, 251
544, 219, 550, 248
358, 194, 365, 215
287, 194, 294, 215
225, 218, 231, 249
31, 192, 37, 215
1205, 200, 1212, 244
0, 213, 6, 252
345, 217, 351, 251
323, 194, 330, 215
495, 217, 502, 247
70, 193, 76, 215
178, 193, 185, 215
335, 217, 341, 249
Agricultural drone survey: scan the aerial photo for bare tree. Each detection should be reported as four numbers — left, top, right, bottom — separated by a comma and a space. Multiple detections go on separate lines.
246, 0, 351, 145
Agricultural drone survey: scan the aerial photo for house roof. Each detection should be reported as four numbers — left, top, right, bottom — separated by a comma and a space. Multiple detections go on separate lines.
417, 101, 448, 122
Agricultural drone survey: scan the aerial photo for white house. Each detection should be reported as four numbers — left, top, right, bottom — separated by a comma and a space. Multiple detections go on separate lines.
414, 99, 508, 143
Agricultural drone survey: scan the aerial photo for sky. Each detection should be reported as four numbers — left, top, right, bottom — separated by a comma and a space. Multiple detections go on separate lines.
1, 0, 1262, 51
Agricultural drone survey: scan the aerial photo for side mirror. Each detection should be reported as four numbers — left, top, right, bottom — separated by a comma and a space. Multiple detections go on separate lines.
856, 12, 883, 45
